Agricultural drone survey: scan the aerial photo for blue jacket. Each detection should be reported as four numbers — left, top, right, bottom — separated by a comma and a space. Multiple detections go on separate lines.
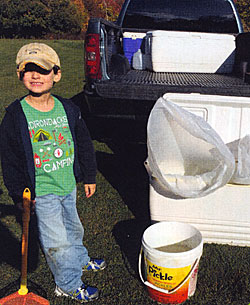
0, 95, 97, 204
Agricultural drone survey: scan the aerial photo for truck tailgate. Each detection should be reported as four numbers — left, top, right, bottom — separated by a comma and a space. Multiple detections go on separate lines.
95, 70, 250, 100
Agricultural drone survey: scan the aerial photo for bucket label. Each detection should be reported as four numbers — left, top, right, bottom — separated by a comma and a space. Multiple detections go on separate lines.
146, 258, 192, 291
146, 258, 193, 303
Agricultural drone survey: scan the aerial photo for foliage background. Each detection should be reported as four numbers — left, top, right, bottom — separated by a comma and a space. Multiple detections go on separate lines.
236, 0, 250, 31
0, 0, 124, 39
0, 0, 249, 39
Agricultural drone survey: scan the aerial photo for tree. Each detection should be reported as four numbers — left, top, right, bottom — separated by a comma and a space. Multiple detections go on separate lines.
83, 0, 123, 21
0, 0, 84, 38
101, 0, 123, 21
71, 0, 89, 31
0, 0, 124, 38
235, 0, 250, 31
0, 0, 49, 38
46, 0, 83, 35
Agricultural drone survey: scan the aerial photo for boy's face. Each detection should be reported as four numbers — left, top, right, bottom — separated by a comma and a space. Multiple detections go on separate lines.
17, 63, 61, 95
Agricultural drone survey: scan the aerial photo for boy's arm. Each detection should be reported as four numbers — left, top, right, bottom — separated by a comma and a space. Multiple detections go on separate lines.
0, 112, 30, 204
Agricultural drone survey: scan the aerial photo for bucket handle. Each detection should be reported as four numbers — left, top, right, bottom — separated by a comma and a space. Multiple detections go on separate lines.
138, 248, 200, 295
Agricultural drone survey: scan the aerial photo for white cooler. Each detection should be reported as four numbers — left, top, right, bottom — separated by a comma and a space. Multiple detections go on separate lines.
145, 30, 236, 73
149, 93, 250, 246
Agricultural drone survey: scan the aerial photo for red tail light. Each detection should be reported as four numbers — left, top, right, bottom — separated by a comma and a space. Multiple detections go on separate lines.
85, 34, 102, 79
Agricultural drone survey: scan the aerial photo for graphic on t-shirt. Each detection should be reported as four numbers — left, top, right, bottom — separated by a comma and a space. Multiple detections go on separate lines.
52, 129, 57, 144
21, 97, 76, 196
34, 153, 42, 168
29, 129, 35, 139
33, 129, 53, 142
58, 133, 66, 145
40, 147, 52, 158
31, 127, 74, 173
54, 148, 63, 158
66, 139, 73, 156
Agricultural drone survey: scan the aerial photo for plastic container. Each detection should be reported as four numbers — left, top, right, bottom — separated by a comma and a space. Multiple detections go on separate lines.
123, 32, 146, 65
132, 49, 145, 70
139, 222, 203, 304
148, 93, 250, 246
145, 30, 236, 73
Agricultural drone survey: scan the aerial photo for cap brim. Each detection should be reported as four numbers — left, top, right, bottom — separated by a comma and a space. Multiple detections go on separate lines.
18, 58, 54, 72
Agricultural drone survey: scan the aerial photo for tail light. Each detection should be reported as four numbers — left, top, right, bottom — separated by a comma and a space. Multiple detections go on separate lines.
85, 33, 102, 80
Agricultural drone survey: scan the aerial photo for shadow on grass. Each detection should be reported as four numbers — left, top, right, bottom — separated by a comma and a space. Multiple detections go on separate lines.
95, 135, 151, 277
74, 93, 152, 275
90, 117, 151, 275
0, 201, 43, 299
0, 203, 40, 273
112, 219, 149, 277
75, 113, 151, 277
95, 141, 150, 221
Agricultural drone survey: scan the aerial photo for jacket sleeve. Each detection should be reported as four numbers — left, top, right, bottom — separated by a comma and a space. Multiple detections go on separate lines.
0, 111, 31, 204
74, 110, 97, 184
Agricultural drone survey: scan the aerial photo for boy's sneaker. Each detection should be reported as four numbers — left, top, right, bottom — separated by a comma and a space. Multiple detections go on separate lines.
83, 259, 106, 272
55, 283, 98, 303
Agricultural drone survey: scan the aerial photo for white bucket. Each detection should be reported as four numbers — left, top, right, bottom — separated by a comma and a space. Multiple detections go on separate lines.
139, 222, 203, 304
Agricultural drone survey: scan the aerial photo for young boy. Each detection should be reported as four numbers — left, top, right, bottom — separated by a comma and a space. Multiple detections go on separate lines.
0, 43, 106, 303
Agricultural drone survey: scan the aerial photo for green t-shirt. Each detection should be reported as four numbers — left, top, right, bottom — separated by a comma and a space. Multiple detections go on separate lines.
21, 96, 76, 196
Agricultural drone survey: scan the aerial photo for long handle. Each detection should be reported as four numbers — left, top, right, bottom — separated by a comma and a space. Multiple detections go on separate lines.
18, 188, 31, 296
138, 248, 200, 295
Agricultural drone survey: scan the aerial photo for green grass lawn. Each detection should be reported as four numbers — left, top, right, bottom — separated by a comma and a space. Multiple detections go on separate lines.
0, 39, 250, 305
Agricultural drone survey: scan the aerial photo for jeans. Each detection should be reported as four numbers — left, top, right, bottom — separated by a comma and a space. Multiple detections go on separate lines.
35, 188, 90, 292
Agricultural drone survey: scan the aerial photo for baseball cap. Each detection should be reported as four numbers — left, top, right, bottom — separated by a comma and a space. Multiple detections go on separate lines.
16, 42, 60, 72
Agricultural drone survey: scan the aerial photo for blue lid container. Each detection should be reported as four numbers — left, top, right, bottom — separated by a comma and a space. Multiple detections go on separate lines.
123, 32, 146, 65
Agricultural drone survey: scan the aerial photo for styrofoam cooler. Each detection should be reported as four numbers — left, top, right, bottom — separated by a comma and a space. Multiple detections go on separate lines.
145, 31, 236, 73
123, 32, 146, 65
150, 180, 250, 246
162, 93, 250, 144
149, 93, 250, 246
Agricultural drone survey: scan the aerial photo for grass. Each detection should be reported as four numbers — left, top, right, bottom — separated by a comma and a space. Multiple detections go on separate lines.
0, 39, 250, 305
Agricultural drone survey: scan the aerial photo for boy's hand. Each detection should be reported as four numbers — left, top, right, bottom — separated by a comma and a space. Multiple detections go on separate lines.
84, 184, 96, 198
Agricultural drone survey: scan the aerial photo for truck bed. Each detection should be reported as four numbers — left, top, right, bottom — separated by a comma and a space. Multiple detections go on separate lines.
95, 70, 250, 100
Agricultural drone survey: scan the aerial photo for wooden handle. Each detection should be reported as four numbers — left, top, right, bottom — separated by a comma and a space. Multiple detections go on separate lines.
18, 188, 31, 295
22, 188, 31, 222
